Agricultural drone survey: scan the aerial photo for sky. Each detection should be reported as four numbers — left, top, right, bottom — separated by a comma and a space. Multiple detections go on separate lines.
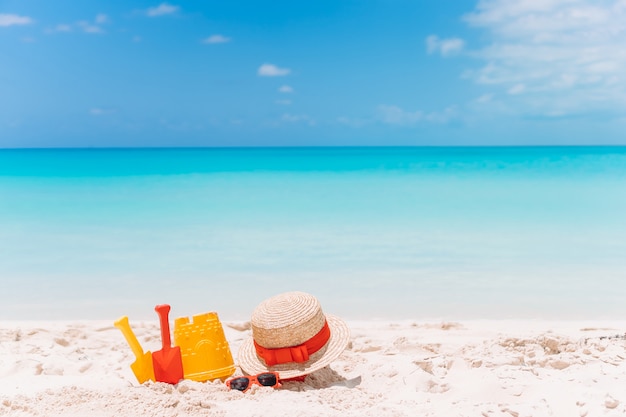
1, 0, 626, 147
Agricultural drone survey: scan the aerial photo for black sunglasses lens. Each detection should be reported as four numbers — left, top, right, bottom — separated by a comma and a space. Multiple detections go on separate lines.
229, 377, 250, 391
257, 373, 277, 387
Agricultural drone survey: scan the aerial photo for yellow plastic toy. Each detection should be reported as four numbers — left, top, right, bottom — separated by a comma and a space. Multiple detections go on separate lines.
114, 316, 156, 384
174, 312, 235, 382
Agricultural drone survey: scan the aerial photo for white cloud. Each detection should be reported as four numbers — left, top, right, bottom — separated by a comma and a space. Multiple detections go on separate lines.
337, 116, 370, 128
78, 21, 103, 34
508, 84, 526, 94
378, 105, 423, 125
203, 34, 230, 44
426, 35, 466, 56
258, 63, 291, 77
51, 14, 107, 35
377, 105, 457, 125
463, 0, 626, 115
54, 24, 72, 32
147, 3, 179, 17
0, 14, 33, 27
278, 85, 294, 93
95, 14, 109, 24
281, 113, 315, 125
475, 93, 494, 103
90, 108, 116, 116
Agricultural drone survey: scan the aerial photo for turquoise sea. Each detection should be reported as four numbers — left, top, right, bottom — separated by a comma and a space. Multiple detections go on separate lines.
1, 147, 625, 321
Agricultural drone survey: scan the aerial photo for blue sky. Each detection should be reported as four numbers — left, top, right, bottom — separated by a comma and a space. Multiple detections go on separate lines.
2, 0, 626, 147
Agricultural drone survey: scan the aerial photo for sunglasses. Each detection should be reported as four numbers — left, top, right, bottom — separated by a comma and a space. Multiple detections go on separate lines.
226, 372, 281, 392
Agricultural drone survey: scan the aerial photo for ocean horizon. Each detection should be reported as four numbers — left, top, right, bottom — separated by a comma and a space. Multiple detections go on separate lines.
1, 146, 625, 321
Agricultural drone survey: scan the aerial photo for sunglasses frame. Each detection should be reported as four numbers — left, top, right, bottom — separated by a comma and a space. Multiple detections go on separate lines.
226, 372, 281, 392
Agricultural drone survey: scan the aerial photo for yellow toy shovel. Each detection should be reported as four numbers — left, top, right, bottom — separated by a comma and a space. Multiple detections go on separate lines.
114, 316, 156, 384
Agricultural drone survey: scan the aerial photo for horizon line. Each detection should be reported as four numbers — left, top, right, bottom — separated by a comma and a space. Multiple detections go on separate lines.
2, 144, 626, 151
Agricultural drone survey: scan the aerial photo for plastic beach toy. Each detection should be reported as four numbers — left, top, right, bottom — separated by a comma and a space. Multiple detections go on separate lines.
153, 304, 184, 384
174, 312, 236, 382
114, 316, 155, 384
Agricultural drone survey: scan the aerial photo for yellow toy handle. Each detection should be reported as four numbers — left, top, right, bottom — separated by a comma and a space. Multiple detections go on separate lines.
114, 316, 145, 360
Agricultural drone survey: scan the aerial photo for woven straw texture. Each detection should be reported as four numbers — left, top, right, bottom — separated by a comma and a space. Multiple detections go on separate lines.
251, 291, 327, 348
237, 292, 350, 379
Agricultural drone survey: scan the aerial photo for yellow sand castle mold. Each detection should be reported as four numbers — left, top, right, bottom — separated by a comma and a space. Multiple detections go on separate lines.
174, 312, 235, 382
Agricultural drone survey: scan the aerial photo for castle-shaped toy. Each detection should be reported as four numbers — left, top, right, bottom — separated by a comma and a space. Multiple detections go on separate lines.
174, 312, 235, 382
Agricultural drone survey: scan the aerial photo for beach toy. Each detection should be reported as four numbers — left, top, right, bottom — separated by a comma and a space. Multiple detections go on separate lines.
174, 312, 236, 382
153, 304, 184, 384
113, 316, 156, 384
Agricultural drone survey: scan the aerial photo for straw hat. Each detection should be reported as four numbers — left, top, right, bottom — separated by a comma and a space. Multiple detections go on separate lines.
238, 291, 350, 379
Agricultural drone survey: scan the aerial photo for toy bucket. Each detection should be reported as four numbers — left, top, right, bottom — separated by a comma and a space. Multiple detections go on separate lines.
174, 312, 235, 382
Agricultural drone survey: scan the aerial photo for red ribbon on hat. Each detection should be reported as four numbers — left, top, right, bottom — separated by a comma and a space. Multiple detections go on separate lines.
254, 321, 331, 366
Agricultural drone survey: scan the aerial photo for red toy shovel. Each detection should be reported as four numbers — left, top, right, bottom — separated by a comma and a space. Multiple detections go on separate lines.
153, 304, 184, 384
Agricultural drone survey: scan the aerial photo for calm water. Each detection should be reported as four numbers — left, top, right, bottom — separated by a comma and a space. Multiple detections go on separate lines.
1, 147, 625, 320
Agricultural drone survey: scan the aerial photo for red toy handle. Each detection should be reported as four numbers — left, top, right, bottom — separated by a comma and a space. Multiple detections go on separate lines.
155, 304, 172, 350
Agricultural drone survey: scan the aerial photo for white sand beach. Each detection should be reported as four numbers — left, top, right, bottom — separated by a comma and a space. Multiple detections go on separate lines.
2, 318, 626, 417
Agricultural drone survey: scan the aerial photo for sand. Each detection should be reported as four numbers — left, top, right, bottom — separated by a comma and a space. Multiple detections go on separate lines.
1, 318, 626, 417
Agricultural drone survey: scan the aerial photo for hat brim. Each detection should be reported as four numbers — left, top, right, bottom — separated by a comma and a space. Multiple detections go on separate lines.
237, 314, 350, 380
